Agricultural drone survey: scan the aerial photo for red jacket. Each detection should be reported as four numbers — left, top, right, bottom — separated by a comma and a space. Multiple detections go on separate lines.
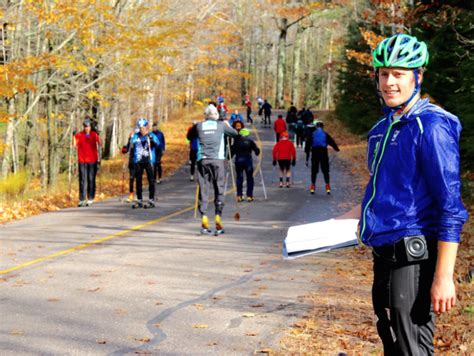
274, 118, 287, 134
75, 131, 100, 163
272, 139, 296, 161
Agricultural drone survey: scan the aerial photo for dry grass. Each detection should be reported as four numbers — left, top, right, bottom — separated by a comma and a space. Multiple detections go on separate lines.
278, 112, 474, 355
0, 110, 198, 224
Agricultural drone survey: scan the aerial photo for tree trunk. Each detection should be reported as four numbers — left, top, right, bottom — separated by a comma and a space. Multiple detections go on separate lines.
275, 18, 288, 109
292, 24, 304, 108
325, 31, 334, 109
110, 99, 119, 157
1, 98, 17, 178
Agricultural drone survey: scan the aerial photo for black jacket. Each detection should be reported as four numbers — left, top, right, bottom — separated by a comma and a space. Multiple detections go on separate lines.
231, 136, 260, 160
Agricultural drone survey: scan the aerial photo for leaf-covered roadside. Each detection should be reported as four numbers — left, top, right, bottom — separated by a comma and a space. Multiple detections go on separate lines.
278, 112, 473, 354
0, 113, 194, 224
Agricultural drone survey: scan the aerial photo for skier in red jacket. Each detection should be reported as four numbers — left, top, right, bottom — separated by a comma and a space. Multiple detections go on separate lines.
273, 114, 287, 142
272, 131, 296, 188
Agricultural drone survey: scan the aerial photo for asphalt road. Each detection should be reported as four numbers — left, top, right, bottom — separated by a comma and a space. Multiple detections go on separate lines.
0, 112, 363, 355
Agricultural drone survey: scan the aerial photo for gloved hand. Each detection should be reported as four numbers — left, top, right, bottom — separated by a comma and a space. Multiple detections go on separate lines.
121, 146, 128, 154
97, 161, 101, 170
291, 160, 296, 166
305, 160, 308, 167
272, 160, 276, 166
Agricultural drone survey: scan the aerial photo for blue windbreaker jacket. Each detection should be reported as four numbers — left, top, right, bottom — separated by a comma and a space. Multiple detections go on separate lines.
130, 132, 160, 165
360, 98, 468, 247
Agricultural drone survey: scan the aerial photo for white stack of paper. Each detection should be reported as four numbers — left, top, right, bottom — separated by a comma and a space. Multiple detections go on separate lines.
283, 219, 359, 259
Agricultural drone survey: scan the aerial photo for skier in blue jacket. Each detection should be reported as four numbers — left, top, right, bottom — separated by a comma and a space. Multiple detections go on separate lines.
307, 121, 339, 194
340, 34, 468, 355
130, 118, 160, 208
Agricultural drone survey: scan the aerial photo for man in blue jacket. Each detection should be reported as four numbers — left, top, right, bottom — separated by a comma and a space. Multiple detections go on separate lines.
341, 34, 468, 354
130, 118, 160, 208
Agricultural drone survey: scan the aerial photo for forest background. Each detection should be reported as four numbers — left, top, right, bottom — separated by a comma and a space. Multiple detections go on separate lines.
0, 0, 472, 197
0, 0, 472, 353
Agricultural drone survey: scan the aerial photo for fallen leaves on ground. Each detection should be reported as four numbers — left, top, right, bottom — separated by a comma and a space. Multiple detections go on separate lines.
0, 115, 193, 225
192, 324, 209, 329
278, 113, 474, 354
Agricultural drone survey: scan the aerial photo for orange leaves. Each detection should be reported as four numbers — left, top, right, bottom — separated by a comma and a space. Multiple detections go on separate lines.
346, 49, 372, 67
345, 29, 384, 68
360, 29, 385, 49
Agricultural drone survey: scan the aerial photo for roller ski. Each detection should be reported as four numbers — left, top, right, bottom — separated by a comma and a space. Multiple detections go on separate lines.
200, 215, 213, 235
131, 200, 143, 209
143, 199, 155, 209
214, 215, 225, 236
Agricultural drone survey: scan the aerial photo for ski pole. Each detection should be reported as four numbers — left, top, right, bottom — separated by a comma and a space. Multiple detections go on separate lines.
259, 166, 268, 200
223, 171, 229, 202
226, 137, 238, 200
193, 183, 199, 219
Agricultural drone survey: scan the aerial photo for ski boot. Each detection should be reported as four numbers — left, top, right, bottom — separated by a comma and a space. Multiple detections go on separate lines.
286, 181, 291, 188
279, 181, 284, 188
78, 200, 86, 207
237, 195, 244, 203
200, 215, 212, 235
132, 200, 143, 209
125, 193, 134, 203
214, 215, 224, 236
86, 200, 94, 206
143, 199, 155, 209
310, 184, 315, 194
247, 196, 254, 202
326, 184, 331, 195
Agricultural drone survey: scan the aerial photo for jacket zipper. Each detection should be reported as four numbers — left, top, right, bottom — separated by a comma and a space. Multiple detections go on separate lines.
359, 119, 399, 245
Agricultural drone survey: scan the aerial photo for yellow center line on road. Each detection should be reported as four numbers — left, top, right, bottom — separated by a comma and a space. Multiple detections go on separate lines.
0, 205, 194, 276
1, 124, 266, 276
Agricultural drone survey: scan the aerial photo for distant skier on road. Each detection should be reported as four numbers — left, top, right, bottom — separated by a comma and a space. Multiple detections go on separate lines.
272, 131, 296, 188
231, 128, 260, 202
130, 118, 160, 209
75, 118, 101, 207
306, 121, 339, 194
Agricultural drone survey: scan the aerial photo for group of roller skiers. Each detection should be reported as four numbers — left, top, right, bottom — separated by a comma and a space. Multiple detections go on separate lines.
182, 94, 340, 235
74, 95, 337, 234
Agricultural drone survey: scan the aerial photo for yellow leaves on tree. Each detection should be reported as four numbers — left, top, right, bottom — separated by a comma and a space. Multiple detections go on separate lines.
345, 29, 384, 69
0, 54, 55, 97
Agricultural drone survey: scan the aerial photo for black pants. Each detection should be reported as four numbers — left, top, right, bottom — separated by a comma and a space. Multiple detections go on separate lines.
197, 159, 225, 216
296, 129, 304, 147
246, 107, 253, 124
275, 133, 281, 142
288, 124, 296, 141
235, 157, 254, 197
154, 153, 163, 180
264, 113, 271, 125
135, 161, 155, 200
128, 164, 136, 193
311, 147, 329, 184
372, 239, 437, 355
189, 149, 197, 176
78, 162, 97, 201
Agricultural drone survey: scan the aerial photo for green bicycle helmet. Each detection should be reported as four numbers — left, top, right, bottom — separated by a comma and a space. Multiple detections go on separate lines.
239, 128, 250, 137
373, 34, 429, 69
